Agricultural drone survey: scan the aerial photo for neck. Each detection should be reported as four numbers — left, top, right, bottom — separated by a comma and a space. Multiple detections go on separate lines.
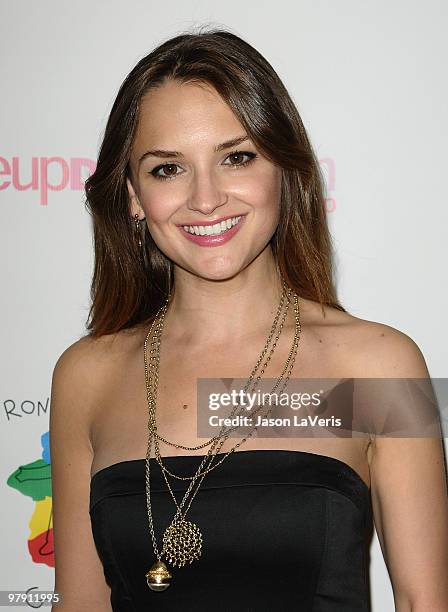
162, 247, 287, 346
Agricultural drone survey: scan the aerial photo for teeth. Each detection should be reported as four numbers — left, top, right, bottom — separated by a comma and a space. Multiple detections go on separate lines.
182, 216, 242, 236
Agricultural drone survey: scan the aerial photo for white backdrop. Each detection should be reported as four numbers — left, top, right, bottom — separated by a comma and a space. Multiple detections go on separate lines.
2, 1, 447, 610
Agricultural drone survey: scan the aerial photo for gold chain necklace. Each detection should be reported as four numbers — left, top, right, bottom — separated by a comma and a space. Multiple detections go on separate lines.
151, 279, 292, 481
152, 279, 290, 455
144, 281, 301, 591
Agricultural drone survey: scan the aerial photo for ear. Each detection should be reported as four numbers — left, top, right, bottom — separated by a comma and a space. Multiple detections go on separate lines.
126, 177, 145, 219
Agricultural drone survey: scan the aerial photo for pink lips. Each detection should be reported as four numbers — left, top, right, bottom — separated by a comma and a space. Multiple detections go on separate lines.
178, 216, 245, 247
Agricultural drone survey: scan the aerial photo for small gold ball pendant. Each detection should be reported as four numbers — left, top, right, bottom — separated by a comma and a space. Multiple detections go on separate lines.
146, 560, 172, 591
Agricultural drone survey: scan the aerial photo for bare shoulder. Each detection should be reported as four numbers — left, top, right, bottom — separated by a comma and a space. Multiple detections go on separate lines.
299, 297, 430, 378
51, 327, 145, 434
53, 326, 143, 382
55, 330, 123, 369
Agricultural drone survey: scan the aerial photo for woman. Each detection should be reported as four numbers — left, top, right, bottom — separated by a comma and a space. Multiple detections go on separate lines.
49, 27, 448, 611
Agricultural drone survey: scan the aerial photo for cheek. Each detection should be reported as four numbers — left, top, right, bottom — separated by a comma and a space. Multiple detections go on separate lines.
249, 173, 281, 240
244, 169, 281, 218
140, 192, 179, 225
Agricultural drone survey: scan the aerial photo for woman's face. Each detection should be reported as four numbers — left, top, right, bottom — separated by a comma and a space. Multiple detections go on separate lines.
127, 79, 282, 281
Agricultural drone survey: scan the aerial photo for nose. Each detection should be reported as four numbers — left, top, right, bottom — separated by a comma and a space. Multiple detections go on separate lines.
187, 168, 228, 215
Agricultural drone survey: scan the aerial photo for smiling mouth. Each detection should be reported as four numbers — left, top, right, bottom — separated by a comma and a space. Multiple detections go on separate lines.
181, 215, 243, 236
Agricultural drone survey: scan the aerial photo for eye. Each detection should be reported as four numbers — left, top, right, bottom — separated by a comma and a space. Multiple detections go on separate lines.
224, 150, 257, 168
150, 162, 181, 181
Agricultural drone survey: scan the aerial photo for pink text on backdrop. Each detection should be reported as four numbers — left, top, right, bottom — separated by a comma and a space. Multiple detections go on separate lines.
0, 156, 96, 205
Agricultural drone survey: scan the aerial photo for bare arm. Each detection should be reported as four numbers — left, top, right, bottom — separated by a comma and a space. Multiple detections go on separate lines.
50, 337, 112, 611
365, 326, 448, 610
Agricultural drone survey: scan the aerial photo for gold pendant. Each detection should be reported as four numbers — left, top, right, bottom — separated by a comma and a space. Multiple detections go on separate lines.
162, 517, 203, 568
146, 560, 172, 591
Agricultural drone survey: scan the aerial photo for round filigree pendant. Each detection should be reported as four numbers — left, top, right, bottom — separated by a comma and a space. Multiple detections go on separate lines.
162, 517, 203, 568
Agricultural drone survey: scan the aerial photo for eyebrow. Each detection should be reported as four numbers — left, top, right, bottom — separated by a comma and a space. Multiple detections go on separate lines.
137, 134, 250, 166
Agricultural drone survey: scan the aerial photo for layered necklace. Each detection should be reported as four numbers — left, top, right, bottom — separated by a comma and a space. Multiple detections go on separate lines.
143, 278, 301, 591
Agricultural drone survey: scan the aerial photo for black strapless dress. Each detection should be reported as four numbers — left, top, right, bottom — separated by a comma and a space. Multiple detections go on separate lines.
89, 449, 373, 611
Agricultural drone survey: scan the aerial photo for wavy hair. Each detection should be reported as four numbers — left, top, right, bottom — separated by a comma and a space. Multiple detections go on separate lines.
84, 25, 345, 338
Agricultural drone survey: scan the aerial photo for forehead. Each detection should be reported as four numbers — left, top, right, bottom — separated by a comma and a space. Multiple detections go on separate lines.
133, 80, 243, 146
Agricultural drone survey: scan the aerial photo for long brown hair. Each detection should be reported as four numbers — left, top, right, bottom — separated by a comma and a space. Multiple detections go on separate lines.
84, 25, 345, 338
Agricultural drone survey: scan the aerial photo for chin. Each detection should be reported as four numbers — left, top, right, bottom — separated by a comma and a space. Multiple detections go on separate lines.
183, 255, 249, 283
196, 265, 243, 282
